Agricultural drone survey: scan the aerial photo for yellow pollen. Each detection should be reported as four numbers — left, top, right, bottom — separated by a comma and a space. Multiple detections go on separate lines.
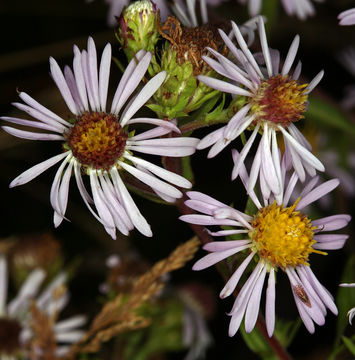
249, 200, 326, 269
250, 75, 308, 127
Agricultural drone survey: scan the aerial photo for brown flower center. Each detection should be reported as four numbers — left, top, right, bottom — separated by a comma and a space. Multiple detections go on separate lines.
65, 112, 128, 171
250, 75, 308, 127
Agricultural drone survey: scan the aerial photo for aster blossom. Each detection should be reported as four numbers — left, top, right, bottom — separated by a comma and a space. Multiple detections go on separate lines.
0, 254, 86, 358
1, 38, 198, 239
180, 161, 351, 336
198, 16, 325, 198
238, 0, 324, 20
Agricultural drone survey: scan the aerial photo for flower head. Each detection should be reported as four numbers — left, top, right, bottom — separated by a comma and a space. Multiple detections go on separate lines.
1, 38, 198, 239
238, 0, 325, 20
0, 254, 86, 357
180, 165, 350, 336
197, 16, 325, 197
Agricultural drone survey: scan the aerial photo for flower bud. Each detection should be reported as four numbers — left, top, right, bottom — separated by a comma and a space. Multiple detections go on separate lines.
118, 0, 160, 61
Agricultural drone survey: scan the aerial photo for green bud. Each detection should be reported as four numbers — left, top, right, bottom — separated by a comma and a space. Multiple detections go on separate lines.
117, 0, 160, 61
147, 17, 227, 119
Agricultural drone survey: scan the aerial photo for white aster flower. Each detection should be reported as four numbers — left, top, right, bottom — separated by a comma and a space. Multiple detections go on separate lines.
339, 283, 355, 325
238, 0, 324, 20
197, 16, 325, 198
338, 8, 355, 26
180, 162, 350, 336
1, 38, 198, 239
0, 254, 86, 358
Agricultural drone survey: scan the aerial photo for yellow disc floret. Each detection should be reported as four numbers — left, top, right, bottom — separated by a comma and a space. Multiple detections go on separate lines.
249, 200, 325, 269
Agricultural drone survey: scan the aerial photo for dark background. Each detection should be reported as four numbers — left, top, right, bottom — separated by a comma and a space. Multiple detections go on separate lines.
0, 0, 355, 359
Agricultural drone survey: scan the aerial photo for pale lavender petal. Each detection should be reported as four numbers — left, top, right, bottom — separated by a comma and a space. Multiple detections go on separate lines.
292, 60, 302, 80
127, 145, 196, 157
207, 229, 248, 237
257, 18, 273, 77
11, 102, 67, 131
112, 52, 152, 115
19, 92, 69, 127
231, 125, 259, 180
231, 20, 264, 79
248, 139, 262, 194
197, 75, 252, 97
54, 315, 86, 332
300, 175, 319, 198
73, 162, 113, 228
305, 70, 324, 94
110, 49, 146, 113
279, 126, 324, 172
220, 251, 255, 299
124, 153, 191, 188
204, 240, 251, 252
49, 57, 78, 115
313, 234, 349, 242
193, 247, 246, 271
282, 172, 299, 206
180, 214, 241, 227
87, 37, 100, 111
120, 71, 166, 126
223, 104, 252, 139
186, 191, 227, 208
89, 171, 116, 239
1, 116, 62, 133
119, 161, 182, 199
81, 50, 96, 110
8, 269, 45, 316
296, 179, 339, 210
265, 268, 276, 337
9, 152, 69, 188
98, 43, 112, 112
282, 35, 300, 76
64, 66, 84, 112
73, 45, 89, 110
2, 126, 64, 141
130, 125, 176, 141
127, 118, 180, 134
0, 255, 8, 314
245, 265, 267, 333
110, 167, 152, 237
197, 127, 225, 150
300, 266, 337, 315
50, 156, 71, 221
313, 240, 347, 250
312, 214, 351, 232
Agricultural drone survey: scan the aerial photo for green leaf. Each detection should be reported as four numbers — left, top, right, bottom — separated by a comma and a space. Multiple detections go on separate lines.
342, 336, 355, 356
307, 96, 355, 136
240, 318, 299, 360
240, 325, 278, 360
262, 0, 279, 35
181, 156, 194, 183
334, 254, 355, 346
244, 196, 258, 217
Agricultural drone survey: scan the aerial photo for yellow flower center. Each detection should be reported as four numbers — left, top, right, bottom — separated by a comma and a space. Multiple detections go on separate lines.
250, 75, 308, 127
249, 201, 325, 269
65, 112, 128, 171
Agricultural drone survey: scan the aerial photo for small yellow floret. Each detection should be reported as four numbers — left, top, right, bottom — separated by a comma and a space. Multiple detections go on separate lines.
249, 200, 325, 269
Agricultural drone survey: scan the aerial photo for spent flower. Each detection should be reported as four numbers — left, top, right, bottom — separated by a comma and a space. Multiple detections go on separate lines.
1, 38, 198, 239
180, 163, 350, 336
0, 254, 86, 357
197, 16, 325, 198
